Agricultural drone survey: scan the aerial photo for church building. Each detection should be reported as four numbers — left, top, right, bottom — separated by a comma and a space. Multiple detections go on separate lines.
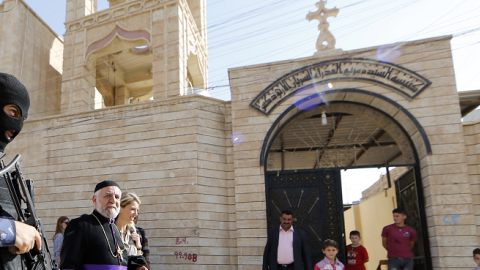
1, 0, 480, 269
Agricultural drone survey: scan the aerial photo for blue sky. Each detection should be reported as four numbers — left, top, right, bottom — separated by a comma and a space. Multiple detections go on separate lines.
8, 0, 480, 202
16, 0, 480, 102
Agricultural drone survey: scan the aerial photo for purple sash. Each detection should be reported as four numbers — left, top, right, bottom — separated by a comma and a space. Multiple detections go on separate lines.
82, 265, 127, 270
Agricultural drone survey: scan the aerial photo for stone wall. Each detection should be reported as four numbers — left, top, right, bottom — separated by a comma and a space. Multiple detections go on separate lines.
228, 35, 475, 269
361, 166, 408, 201
463, 120, 480, 246
0, 0, 64, 118
5, 95, 236, 269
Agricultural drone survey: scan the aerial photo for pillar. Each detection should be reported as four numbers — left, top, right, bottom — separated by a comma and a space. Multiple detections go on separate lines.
151, 4, 185, 99
66, 0, 97, 22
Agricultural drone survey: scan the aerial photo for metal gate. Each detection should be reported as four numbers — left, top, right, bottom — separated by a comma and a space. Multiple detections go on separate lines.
395, 168, 428, 270
266, 169, 346, 265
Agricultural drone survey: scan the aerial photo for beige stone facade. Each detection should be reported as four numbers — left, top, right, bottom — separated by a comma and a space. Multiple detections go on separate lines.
1, 1, 480, 269
462, 120, 480, 249
0, 0, 64, 118
227, 35, 476, 269
9, 96, 235, 269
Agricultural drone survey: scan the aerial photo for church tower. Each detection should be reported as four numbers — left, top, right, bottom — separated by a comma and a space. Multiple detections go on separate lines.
61, 0, 208, 114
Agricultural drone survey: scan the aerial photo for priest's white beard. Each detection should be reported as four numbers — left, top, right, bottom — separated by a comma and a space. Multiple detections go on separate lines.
95, 200, 119, 219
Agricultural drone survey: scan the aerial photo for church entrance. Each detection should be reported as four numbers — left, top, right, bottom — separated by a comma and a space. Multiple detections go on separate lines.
263, 100, 431, 269
266, 169, 345, 263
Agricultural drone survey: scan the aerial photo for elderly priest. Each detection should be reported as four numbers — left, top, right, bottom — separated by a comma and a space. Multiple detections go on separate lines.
60, 180, 147, 270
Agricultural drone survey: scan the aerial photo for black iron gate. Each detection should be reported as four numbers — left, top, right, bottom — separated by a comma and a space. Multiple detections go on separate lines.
395, 168, 428, 270
266, 169, 346, 265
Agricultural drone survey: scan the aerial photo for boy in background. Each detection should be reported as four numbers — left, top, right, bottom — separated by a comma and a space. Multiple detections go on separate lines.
381, 208, 417, 270
314, 239, 345, 270
346, 230, 369, 270
472, 248, 480, 270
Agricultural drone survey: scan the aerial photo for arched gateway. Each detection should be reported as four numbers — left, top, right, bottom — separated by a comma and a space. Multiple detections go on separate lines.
252, 57, 436, 266
227, 36, 469, 269
261, 97, 431, 268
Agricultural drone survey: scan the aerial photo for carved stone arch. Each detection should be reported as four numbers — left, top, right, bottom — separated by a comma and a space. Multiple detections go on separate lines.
85, 24, 151, 61
261, 91, 433, 270
259, 88, 432, 166
250, 58, 432, 116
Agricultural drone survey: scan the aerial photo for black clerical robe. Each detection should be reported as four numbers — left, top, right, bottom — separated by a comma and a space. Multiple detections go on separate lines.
60, 210, 128, 270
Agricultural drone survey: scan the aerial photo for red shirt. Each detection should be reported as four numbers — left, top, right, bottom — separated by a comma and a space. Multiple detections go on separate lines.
381, 224, 417, 258
346, 244, 368, 270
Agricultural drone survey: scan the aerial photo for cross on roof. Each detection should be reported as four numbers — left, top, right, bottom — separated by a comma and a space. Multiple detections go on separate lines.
306, 0, 339, 51
307, 0, 339, 25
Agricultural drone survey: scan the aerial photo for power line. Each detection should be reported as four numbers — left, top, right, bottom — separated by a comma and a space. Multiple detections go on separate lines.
3, 0, 479, 111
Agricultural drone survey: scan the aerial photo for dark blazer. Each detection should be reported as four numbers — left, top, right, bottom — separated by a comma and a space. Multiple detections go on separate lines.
262, 227, 312, 270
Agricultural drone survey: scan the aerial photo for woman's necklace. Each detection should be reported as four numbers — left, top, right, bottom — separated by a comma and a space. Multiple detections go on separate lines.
91, 214, 125, 261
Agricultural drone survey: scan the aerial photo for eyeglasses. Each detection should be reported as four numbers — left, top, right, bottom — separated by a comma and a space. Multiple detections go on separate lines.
63, 221, 69, 224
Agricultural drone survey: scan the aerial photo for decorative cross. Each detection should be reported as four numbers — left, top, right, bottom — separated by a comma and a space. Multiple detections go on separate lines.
117, 245, 124, 262
306, 0, 339, 51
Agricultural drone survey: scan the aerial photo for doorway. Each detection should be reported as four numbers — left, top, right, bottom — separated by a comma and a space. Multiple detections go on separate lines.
264, 102, 431, 269
266, 169, 345, 264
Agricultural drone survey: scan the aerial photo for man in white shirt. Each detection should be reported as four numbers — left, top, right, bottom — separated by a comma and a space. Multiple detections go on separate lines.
263, 210, 312, 270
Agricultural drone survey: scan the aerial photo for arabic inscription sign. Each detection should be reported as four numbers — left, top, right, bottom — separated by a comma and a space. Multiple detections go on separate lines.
250, 58, 431, 115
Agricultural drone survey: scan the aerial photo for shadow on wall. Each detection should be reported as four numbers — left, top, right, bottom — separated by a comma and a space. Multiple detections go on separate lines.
41, 37, 64, 118
24, 35, 63, 119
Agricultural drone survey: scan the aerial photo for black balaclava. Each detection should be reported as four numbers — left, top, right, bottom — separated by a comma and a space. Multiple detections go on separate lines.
0, 73, 30, 152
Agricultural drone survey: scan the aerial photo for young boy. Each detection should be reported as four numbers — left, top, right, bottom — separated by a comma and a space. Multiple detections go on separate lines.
346, 230, 369, 270
382, 208, 417, 270
315, 239, 345, 270
473, 248, 480, 270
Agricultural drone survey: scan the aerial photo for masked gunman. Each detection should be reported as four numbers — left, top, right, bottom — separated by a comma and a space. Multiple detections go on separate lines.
0, 73, 42, 269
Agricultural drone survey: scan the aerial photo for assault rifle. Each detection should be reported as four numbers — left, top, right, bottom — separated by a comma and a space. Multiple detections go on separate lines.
0, 154, 57, 270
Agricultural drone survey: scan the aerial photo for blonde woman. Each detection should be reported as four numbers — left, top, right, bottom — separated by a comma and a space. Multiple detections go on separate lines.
115, 192, 142, 256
